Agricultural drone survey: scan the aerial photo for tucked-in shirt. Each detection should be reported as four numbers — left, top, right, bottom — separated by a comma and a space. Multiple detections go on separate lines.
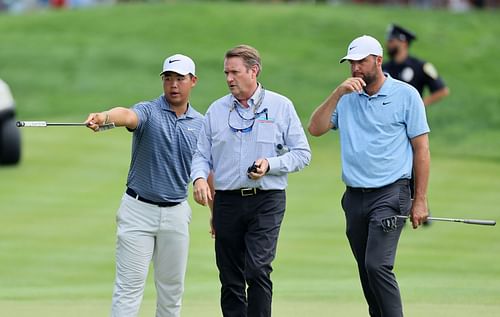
331, 75, 429, 188
191, 85, 311, 190
126, 95, 203, 202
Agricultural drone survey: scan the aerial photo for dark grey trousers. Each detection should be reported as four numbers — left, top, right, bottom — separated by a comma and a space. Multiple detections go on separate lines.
341, 179, 411, 317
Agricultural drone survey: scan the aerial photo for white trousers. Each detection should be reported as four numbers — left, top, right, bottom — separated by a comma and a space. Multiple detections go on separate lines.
111, 194, 191, 317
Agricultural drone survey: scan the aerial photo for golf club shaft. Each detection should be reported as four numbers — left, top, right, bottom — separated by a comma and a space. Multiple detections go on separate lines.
16, 121, 115, 131
47, 123, 87, 126
396, 215, 496, 226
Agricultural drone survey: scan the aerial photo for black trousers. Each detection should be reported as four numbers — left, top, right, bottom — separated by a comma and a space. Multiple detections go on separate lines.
341, 179, 411, 317
213, 190, 286, 317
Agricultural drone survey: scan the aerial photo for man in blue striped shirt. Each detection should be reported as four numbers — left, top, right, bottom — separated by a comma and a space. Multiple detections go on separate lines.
85, 54, 203, 317
191, 45, 311, 317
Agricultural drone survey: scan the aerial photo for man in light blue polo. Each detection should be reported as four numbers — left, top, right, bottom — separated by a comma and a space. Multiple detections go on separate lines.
308, 35, 430, 317
191, 45, 311, 317
85, 54, 203, 317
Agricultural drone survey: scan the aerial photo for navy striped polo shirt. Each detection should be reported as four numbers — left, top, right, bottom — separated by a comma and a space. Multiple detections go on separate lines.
126, 95, 204, 202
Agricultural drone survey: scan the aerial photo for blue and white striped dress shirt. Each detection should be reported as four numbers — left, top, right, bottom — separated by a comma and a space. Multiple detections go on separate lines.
191, 85, 311, 190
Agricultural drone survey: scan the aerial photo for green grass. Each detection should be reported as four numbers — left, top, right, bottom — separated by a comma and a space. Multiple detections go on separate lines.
0, 2, 499, 158
1, 130, 499, 316
0, 2, 499, 316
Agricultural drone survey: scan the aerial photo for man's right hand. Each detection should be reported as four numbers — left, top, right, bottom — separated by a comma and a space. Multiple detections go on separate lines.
85, 112, 107, 132
193, 178, 212, 206
308, 77, 367, 137
337, 77, 366, 96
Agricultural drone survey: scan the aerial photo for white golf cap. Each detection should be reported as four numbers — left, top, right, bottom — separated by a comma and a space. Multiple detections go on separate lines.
339, 35, 383, 63
160, 54, 196, 76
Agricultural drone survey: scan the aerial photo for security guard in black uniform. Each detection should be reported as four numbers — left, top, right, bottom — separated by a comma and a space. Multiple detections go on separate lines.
383, 24, 449, 107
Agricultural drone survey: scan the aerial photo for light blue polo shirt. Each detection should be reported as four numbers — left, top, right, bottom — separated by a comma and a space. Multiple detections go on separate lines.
126, 95, 203, 202
331, 75, 429, 188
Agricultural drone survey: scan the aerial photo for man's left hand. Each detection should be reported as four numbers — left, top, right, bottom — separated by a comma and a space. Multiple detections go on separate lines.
410, 197, 429, 229
248, 158, 269, 180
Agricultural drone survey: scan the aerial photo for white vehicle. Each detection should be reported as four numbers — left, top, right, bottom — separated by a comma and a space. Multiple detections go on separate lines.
0, 78, 21, 165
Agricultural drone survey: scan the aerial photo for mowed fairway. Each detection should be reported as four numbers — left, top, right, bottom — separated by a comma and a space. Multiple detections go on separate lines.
1, 129, 499, 316
1, 2, 499, 316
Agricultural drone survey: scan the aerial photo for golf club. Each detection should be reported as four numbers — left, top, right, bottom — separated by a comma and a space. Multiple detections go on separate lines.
16, 121, 115, 132
396, 215, 496, 226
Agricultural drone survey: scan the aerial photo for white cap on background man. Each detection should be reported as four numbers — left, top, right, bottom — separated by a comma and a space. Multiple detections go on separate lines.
160, 54, 196, 76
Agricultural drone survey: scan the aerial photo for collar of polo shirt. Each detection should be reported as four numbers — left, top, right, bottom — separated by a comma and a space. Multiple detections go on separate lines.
161, 95, 196, 118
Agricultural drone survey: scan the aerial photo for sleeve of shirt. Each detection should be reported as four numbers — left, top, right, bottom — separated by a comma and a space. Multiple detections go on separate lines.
423, 62, 446, 93
330, 95, 348, 130
405, 87, 430, 139
190, 110, 213, 182
267, 101, 311, 175
130, 102, 151, 132
331, 108, 339, 130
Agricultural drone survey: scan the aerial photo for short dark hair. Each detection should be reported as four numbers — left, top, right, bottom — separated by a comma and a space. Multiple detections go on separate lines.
225, 45, 262, 76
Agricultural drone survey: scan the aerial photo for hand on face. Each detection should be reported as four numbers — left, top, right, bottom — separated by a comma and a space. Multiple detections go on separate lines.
344, 55, 382, 94
338, 77, 367, 96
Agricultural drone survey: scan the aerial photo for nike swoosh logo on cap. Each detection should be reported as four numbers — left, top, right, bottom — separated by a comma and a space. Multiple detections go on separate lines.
168, 59, 181, 63
349, 46, 357, 51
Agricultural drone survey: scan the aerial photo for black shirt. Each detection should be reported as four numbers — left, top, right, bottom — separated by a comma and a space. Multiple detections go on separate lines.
383, 55, 446, 96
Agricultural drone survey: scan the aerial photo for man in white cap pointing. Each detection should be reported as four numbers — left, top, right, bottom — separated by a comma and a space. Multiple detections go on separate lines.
308, 35, 430, 317
85, 54, 204, 317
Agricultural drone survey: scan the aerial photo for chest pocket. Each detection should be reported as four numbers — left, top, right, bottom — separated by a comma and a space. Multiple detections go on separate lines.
256, 120, 276, 144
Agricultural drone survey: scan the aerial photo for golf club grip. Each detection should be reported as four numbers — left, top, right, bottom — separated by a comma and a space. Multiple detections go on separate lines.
463, 219, 496, 226
16, 121, 47, 127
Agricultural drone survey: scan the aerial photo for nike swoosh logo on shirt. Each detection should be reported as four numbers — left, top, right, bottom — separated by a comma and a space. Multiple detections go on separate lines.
382, 101, 392, 105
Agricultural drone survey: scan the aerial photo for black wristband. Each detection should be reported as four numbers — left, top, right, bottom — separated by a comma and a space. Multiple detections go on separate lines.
193, 177, 205, 185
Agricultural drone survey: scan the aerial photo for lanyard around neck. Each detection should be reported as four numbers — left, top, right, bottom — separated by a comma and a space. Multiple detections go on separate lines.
231, 87, 266, 120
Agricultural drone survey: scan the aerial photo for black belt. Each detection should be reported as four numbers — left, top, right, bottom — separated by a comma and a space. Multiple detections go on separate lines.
126, 188, 180, 207
346, 179, 409, 193
216, 188, 282, 197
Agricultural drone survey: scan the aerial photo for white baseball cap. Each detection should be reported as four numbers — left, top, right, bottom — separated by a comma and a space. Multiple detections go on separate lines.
160, 54, 196, 76
339, 35, 383, 63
